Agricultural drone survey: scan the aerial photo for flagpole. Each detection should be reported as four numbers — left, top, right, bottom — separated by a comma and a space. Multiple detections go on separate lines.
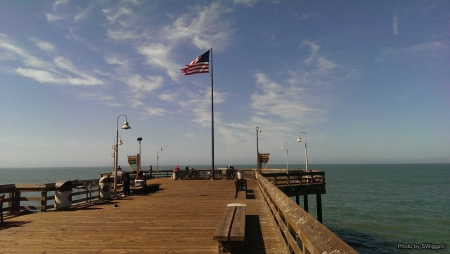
210, 47, 215, 180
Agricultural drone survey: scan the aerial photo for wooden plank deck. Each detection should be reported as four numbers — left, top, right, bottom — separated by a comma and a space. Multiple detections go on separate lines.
0, 178, 286, 253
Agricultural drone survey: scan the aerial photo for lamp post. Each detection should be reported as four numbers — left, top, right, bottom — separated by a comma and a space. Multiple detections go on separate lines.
112, 136, 123, 171
256, 126, 261, 153
156, 145, 163, 178
297, 132, 308, 172
114, 114, 131, 199
256, 126, 261, 169
281, 142, 289, 171
137, 137, 143, 171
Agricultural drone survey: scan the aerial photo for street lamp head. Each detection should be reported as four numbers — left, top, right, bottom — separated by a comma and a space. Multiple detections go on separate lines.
137, 137, 142, 141
159, 147, 163, 151
118, 139, 123, 145
297, 136, 302, 142
281, 145, 285, 150
121, 121, 131, 130
256, 126, 261, 132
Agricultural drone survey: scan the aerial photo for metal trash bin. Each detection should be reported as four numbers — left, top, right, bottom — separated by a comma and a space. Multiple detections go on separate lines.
99, 176, 112, 200
55, 180, 73, 210
172, 172, 179, 180
135, 179, 145, 187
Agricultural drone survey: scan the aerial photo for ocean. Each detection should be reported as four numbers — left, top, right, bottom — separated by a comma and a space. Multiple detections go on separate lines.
1, 164, 449, 253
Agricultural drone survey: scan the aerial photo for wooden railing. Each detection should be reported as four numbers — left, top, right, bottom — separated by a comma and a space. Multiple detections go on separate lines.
142, 169, 257, 180
260, 170, 326, 197
257, 174, 356, 254
260, 169, 325, 186
0, 179, 101, 214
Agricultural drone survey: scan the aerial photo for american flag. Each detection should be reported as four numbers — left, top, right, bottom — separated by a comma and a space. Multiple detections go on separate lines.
181, 50, 210, 75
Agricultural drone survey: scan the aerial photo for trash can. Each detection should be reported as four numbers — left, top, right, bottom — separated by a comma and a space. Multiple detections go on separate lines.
99, 176, 112, 200
135, 179, 145, 187
55, 180, 73, 210
237, 170, 243, 179
172, 172, 179, 180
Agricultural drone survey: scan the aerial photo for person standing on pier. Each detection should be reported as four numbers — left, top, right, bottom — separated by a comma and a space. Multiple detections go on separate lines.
149, 165, 153, 179
174, 165, 180, 179
121, 168, 131, 196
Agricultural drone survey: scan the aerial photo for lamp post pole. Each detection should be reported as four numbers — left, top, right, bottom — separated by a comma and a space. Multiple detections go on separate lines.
297, 132, 308, 172
256, 126, 261, 169
282, 142, 289, 171
114, 114, 131, 199
137, 137, 143, 171
157, 145, 163, 178
112, 136, 123, 170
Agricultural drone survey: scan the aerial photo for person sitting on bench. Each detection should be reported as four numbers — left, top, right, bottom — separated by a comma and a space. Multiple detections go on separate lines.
226, 165, 235, 178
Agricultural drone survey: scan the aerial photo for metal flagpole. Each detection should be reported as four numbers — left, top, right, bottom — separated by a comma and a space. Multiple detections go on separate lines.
210, 47, 215, 180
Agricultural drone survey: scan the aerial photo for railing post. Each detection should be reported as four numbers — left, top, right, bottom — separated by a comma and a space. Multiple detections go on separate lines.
84, 188, 88, 203
14, 189, 20, 212
8, 191, 14, 211
41, 188, 47, 211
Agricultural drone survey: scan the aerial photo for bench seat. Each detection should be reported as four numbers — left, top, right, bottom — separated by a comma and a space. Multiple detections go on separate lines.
130, 183, 161, 194
213, 203, 246, 253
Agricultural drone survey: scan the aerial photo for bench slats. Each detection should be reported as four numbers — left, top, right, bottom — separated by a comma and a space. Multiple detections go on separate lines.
229, 206, 246, 241
213, 206, 236, 241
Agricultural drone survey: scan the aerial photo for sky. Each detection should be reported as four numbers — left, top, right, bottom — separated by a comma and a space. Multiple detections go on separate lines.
0, 0, 449, 168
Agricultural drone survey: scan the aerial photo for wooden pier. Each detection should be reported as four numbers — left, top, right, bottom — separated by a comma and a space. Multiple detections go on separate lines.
0, 172, 356, 253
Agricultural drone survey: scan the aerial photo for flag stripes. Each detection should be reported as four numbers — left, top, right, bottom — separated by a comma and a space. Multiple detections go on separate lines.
181, 50, 210, 75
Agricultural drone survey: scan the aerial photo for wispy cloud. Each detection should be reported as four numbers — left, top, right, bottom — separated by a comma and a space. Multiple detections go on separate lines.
15, 68, 62, 84
74, 5, 93, 22
30, 38, 56, 53
123, 74, 163, 107
0, 34, 104, 86
233, 0, 260, 7
76, 91, 121, 107
250, 40, 344, 129
377, 41, 448, 66
143, 107, 167, 116
302, 40, 339, 74
103, 7, 133, 24
159, 93, 177, 103
251, 72, 322, 125
162, 3, 234, 50
392, 16, 399, 36
295, 12, 319, 21
137, 44, 180, 82
102, 2, 233, 83
15, 67, 103, 86
105, 54, 130, 71
45, 13, 63, 22
52, 0, 69, 11
3, 1, 234, 120
179, 87, 226, 127
0, 34, 51, 68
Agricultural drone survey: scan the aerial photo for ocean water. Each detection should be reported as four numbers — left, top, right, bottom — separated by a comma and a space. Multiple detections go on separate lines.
1, 164, 449, 253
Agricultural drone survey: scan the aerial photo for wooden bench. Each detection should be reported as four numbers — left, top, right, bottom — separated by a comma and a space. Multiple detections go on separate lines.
213, 203, 246, 253
130, 183, 161, 195
234, 179, 247, 199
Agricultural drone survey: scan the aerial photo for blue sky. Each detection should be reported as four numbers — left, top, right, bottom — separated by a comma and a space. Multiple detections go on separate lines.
0, 0, 449, 168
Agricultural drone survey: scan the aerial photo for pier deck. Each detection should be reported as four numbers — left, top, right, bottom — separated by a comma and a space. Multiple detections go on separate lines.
0, 178, 286, 253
